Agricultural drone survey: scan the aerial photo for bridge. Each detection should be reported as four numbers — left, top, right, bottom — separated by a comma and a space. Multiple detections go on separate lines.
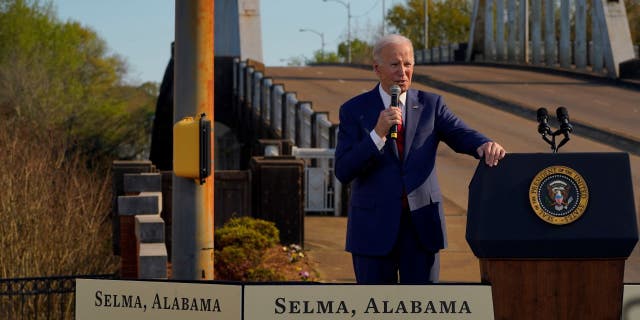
205, 0, 640, 283
102, 0, 638, 285
2, 1, 640, 319
213, 60, 640, 283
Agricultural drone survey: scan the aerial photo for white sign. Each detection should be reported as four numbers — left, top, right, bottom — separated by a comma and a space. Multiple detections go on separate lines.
244, 284, 494, 320
76, 279, 242, 320
623, 285, 640, 320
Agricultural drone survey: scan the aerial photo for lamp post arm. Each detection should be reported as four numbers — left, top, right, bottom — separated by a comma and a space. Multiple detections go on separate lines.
323, 0, 351, 63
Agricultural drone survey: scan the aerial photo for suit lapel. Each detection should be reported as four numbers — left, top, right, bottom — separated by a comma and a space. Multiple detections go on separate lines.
404, 89, 424, 161
359, 85, 385, 131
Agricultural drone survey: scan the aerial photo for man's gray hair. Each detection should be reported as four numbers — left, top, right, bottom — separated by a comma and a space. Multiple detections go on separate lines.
372, 34, 414, 63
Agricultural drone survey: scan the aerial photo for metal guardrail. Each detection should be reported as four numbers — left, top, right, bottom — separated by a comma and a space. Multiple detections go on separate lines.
270, 84, 284, 135
232, 60, 341, 216
415, 43, 460, 64
232, 60, 338, 150
292, 147, 341, 216
284, 92, 297, 143
468, 1, 640, 78
296, 102, 313, 148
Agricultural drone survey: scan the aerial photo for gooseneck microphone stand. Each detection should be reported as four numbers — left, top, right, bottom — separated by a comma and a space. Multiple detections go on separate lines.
537, 107, 573, 153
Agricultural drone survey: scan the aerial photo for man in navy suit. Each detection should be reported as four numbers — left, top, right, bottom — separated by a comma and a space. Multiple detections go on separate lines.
334, 34, 506, 284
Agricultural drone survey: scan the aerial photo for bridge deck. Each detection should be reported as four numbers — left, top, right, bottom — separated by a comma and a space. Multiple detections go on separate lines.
265, 65, 640, 283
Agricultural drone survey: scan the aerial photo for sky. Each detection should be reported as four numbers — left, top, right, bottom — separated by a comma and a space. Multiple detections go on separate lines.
54, 0, 175, 84
52, 0, 406, 84
261, 0, 403, 65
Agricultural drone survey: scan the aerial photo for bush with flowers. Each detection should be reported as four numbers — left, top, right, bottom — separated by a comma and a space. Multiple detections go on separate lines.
214, 217, 317, 282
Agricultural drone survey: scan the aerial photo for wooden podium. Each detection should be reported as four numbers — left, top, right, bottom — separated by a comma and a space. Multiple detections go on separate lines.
466, 153, 638, 319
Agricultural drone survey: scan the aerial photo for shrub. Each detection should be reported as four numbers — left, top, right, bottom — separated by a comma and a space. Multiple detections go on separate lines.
0, 119, 119, 319
0, 120, 118, 278
215, 224, 274, 252
214, 246, 260, 280
246, 267, 285, 282
214, 217, 280, 281
222, 216, 280, 245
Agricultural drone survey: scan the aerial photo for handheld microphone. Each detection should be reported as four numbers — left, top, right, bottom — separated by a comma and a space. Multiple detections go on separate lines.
389, 85, 401, 140
536, 107, 551, 134
556, 106, 573, 134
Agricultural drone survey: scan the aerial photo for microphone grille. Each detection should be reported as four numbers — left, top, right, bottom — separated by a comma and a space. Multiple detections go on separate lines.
537, 107, 548, 120
556, 106, 569, 120
390, 85, 401, 95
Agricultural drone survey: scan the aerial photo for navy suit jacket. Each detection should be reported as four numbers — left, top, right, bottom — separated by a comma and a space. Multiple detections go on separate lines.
335, 85, 490, 256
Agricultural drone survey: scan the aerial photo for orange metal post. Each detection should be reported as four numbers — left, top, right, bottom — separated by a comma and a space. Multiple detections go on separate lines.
172, 0, 215, 280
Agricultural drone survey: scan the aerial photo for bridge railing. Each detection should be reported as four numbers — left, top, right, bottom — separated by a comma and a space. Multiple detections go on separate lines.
270, 84, 284, 134
415, 43, 461, 64
313, 112, 332, 150
296, 101, 313, 148
292, 147, 341, 217
232, 59, 341, 216
468, 0, 639, 78
252, 71, 263, 129
244, 65, 253, 107
414, 41, 639, 71
283, 92, 298, 144
261, 77, 272, 130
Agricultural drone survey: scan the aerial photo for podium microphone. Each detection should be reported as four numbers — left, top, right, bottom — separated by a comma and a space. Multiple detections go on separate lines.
536, 108, 551, 135
536, 107, 555, 151
555, 106, 573, 151
389, 85, 401, 140
556, 106, 573, 134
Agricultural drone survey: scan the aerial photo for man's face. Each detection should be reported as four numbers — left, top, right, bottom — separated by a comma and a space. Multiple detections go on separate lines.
374, 42, 414, 94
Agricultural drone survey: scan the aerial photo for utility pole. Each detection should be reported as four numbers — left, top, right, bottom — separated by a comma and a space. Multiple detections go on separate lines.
172, 0, 215, 280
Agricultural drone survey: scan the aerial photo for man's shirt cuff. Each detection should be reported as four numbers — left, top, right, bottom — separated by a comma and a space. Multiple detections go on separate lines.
370, 130, 386, 150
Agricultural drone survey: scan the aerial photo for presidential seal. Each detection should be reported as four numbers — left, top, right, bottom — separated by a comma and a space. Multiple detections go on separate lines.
529, 166, 589, 225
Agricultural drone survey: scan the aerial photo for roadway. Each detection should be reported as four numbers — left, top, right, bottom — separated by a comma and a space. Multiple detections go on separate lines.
265, 64, 640, 283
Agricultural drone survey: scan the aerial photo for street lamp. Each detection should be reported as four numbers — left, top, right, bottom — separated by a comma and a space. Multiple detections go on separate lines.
299, 28, 325, 61
424, 0, 429, 50
323, 0, 351, 64
382, 0, 385, 36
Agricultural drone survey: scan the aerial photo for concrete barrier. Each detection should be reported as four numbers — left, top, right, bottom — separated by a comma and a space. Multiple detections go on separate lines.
115, 169, 169, 280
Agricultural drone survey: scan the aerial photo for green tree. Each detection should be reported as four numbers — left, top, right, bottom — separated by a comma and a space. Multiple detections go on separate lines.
0, 0, 159, 292
310, 50, 340, 64
0, 0, 155, 161
386, 0, 472, 48
626, 0, 640, 45
337, 38, 374, 64
282, 55, 305, 66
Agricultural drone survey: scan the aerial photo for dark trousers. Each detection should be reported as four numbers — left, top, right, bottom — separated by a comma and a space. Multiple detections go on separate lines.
352, 211, 440, 284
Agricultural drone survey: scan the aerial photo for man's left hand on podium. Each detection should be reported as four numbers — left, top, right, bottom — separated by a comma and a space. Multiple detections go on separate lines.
477, 141, 506, 167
